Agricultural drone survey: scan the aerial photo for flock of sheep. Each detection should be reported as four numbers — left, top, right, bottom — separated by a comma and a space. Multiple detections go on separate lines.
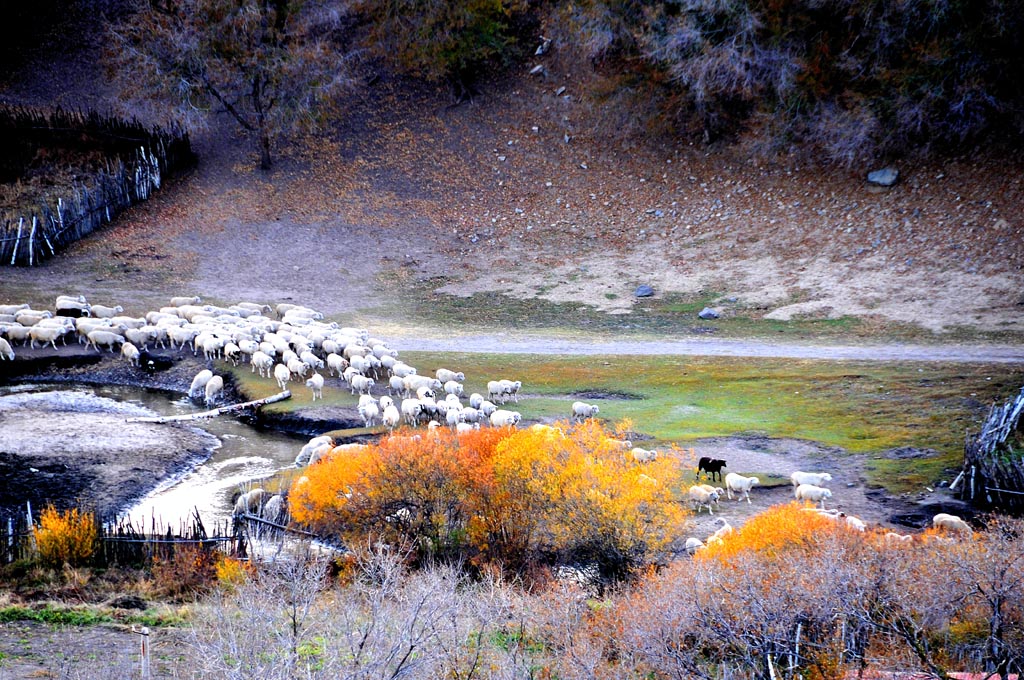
683, 462, 974, 553
0, 295, 976, 543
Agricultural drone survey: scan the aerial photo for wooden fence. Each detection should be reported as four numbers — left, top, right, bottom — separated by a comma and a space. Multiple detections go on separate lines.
0, 105, 194, 266
0, 504, 242, 568
956, 386, 1024, 512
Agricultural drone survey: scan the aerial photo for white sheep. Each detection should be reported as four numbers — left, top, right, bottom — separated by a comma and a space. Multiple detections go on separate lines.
478, 400, 498, 417
571, 401, 600, 421
0, 337, 14, 360
884, 532, 913, 543
170, 296, 202, 307
86, 329, 125, 352
294, 436, 333, 467
684, 537, 705, 555
250, 351, 274, 378
709, 518, 734, 543
456, 422, 479, 434
436, 368, 465, 383
443, 380, 464, 397
358, 396, 380, 427
204, 375, 224, 406
28, 325, 69, 350
845, 515, 867, 532
382, 404, 401, 431
932, 513, 972, 535
391, 361, 417, 378
416, 385, 436, 400
327, 353, 347, 377
489, 409, 521, 428
123, 326, 157, 350
306, 373, 324, 401
55, 297, 91, 316
273, 363, 291, 390
350, 375, 374, 395
795, 483, 833, 509
287, 357, 309, 380
121, 341, 141, 367
188, 369, 213, 400
401, 398, 423, 426
487, 379, 522, 404
790, 471, 834, 488
688, 485, 721, 515
233, 488, 267, 516
224, 342, 241, 366
694, 484, 725, 508
630, 447, 658, 463
89, 304, 125, 319
469, 393, 484, 409
725, 473, 760, 504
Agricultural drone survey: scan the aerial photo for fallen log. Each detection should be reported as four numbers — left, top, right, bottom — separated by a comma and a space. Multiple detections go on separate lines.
126, 390, 291, 423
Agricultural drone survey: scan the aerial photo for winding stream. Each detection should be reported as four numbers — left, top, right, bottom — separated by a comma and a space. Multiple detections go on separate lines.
0, 383, 303, 528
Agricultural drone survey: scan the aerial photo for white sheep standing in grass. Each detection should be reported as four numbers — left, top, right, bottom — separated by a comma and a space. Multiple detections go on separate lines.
933, 513, 972, 535
401, 398, 423, 426
571, 401, 600, 421
382, 403, 401, 431
274, 363, 291, 391
436, 369, 465, 383
89, 304, 124, 319
845, 514, 867, 532
790, 471, 834, 488
684, 537, 705, 555
306, 373, 324, 401
350, 375, 375, 395
489, 409, 521, 428
327, 353, 347, 377
707, 518, 733, 545
795, 483, 833, 509
358, 394, 380, 427
251, 351, 274, 378
725, 472, 760, 504
443, 380, 464, 397
204, 375, 224, 406
86, 329, 125, 352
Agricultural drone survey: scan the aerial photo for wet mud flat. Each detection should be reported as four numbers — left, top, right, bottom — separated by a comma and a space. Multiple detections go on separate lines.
0, 347, 360, 519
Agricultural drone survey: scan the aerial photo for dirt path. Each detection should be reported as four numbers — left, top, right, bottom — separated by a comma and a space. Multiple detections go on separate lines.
390, 332, 1024, 362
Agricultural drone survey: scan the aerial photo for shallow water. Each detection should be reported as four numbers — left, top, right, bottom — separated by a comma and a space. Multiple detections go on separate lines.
0, 383, 304, 528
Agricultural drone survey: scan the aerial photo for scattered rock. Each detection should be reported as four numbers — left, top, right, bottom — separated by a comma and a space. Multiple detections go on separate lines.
554, 86, 566, 96
535, 38, 551, 56
634, 284, 655, 298
867, 167, 899, 187
529, 64, 545, 76
698, 307, 720, 320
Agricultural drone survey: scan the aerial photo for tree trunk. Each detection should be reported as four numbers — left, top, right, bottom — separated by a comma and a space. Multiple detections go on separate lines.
259, 127, 273, 170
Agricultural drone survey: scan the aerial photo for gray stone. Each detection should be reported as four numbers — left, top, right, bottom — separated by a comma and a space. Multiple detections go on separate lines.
634, 284, 655, 298
867, 167, 899, 187
698, 307, 719, 320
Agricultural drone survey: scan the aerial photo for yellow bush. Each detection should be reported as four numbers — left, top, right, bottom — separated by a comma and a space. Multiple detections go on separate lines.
215, 555, 252, 589
698, 502, 835, 562
34, 506, 97, 568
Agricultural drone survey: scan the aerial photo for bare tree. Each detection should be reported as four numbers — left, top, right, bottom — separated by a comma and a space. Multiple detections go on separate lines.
107, 0, 352, 169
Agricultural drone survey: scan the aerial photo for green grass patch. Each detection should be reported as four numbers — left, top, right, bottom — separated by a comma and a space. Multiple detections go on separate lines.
401, 351, 1023, 493
0, 606, 112, 626
227, 365, 360, 415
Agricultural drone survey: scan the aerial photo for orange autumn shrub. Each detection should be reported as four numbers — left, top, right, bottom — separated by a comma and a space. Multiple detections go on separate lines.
290, 422, 688, 576
34, 506, 98, 568
698, 502, 837, 562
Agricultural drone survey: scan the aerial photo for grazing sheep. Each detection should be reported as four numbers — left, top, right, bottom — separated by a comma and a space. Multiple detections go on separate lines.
295, 436, 333, 467
121, 341, 141, 367
189, 369, 214, 400
170, 296, 202, 307
0, 304, 29, 315
469, 393, 484, 410
489, 409, 522, 428
932, 513, 972, 535
267, 362, 289, 390
795, 483, 833, 509
604, 438, 632, 451
0, 337, 14, 361
306, 373, 324, 401
404, 375, 442, 396
684, 537, 705, 555
204, 375, 225, 406
89, 304, 125, 319
15, 310, 53, 326
694, 484, 725, 507
3, 324, 32, 346
86, 329, 125, 352
456, 422, 479, 434
709, 518, 734, 544
436, 369, 465, 384
725, 473, 760, 504
260, 494, 287, 527
688, 485, 721, 515
55, 297, 91, 317
391, 361, 417, 378
224, 342, 241, 366
571, 401, 600, 421
487, 379, 522, 404
884, 532, 913, 543
845, 515, 867, 532
478, 400, 498, 417
250, 351, 274, 378
790, 471, 834, 488
124, 326, 157, 350
631, 447, 658, 463
416, 385, 436, 400
697, 457, 728, 482
443, 380, 464, 397
233, 488, 267, 516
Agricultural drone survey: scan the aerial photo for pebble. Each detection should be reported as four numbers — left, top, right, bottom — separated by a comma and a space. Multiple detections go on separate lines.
634, 284, 655, 298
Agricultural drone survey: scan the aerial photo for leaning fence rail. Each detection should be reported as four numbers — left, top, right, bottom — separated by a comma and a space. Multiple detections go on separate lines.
0, 105, 193, 266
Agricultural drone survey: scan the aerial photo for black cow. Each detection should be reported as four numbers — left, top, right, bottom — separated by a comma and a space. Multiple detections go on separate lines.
697, 457, 728, 482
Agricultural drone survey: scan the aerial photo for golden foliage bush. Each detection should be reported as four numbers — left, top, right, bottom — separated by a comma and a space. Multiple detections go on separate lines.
34, 506, 98, 568
698, 502, 837, 562
290, 421, 688, 576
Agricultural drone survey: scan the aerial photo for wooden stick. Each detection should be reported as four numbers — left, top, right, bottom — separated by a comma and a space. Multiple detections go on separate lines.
125, 390, 290, 423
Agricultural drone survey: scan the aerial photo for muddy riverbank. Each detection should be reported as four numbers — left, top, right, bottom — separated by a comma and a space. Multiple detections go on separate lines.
0, 347, 362, 519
